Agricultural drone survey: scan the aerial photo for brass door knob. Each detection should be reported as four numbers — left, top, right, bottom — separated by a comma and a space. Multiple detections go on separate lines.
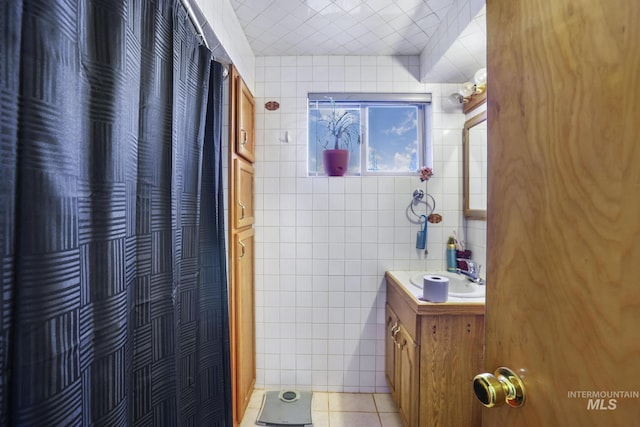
473, 367, 526, 408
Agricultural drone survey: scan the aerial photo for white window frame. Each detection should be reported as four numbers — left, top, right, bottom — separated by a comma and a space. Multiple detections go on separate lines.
308, 93, 433, 176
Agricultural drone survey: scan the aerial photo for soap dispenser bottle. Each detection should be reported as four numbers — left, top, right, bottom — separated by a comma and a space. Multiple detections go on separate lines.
446, 236, 457, 272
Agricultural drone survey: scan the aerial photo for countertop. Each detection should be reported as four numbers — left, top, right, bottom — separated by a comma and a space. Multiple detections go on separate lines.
386, 270, 485, 316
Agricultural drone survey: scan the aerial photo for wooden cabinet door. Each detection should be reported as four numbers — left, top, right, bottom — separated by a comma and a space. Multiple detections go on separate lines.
421, 315, 483, 427
233, 158, 254, 229
233, 227, 255, 420
235, 77, 255, 162
396, 324, 419, 427
385, 305, 399, 399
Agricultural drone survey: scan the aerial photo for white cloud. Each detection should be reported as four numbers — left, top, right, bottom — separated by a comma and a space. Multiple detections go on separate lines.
393, 152, 412, 169
385, 111, 417, 136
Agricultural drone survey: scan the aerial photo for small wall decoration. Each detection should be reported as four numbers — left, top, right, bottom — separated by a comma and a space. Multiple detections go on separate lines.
265, 101, 280, 111
428, 213, 442, 224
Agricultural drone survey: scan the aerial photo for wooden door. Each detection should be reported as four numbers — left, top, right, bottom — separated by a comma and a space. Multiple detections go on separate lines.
236, 77, 255, 162
483, 1, 640, 426
234, 227, 255, 420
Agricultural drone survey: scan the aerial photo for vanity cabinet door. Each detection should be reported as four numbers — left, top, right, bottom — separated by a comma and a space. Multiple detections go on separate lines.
396, 324, 419, 427
385, 305, 399, 399
386, 297, 420, 426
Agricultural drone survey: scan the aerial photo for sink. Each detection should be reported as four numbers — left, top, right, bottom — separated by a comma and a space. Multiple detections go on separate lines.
409, 271, 485, 298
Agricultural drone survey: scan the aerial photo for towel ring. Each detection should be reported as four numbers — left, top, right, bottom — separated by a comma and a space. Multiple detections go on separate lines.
410, 192, 435, 220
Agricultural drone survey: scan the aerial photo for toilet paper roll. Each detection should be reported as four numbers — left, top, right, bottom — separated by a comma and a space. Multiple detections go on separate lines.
423, 275, 449, 303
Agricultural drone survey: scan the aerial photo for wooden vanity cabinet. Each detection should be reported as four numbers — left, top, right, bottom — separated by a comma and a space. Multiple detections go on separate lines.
385, 274, 484, 427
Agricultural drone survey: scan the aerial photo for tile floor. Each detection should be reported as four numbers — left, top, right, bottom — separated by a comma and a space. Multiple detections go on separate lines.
240, 390, 403, 427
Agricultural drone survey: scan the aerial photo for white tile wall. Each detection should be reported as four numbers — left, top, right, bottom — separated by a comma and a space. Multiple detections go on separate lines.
251, 55, 471, 393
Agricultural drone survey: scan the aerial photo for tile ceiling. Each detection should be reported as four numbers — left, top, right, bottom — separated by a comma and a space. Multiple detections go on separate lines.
423, 4, 485, 82
229, 0, 458, 56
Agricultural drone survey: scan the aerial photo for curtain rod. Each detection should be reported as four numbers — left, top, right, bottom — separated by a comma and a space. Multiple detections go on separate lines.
179, 0, 232, 76
180, 0, 210, 51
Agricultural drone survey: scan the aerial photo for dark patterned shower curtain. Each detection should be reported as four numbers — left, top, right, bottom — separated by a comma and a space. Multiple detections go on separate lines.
0, 0, 232, 425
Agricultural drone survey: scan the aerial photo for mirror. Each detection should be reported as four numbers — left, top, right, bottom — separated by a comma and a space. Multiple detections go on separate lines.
463, 109, 487, 220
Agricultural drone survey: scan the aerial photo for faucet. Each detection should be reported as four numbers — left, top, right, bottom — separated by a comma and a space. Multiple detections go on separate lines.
457, 259, 485, 285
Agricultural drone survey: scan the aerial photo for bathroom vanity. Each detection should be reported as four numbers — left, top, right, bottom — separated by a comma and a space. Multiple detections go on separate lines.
385, 271, 485, 427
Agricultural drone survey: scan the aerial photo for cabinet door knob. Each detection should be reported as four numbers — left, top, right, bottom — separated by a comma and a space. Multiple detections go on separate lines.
238, 241, 246, 259
473, 367, 526, 408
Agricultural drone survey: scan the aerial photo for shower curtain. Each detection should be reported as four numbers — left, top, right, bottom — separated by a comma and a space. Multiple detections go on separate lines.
0, 0, 232, 425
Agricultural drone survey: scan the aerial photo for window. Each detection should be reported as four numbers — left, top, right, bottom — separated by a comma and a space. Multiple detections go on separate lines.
308, 93, 432, 176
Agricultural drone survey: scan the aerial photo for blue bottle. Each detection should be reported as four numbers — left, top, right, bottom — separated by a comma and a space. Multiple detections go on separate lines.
446, 236, 457, 272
